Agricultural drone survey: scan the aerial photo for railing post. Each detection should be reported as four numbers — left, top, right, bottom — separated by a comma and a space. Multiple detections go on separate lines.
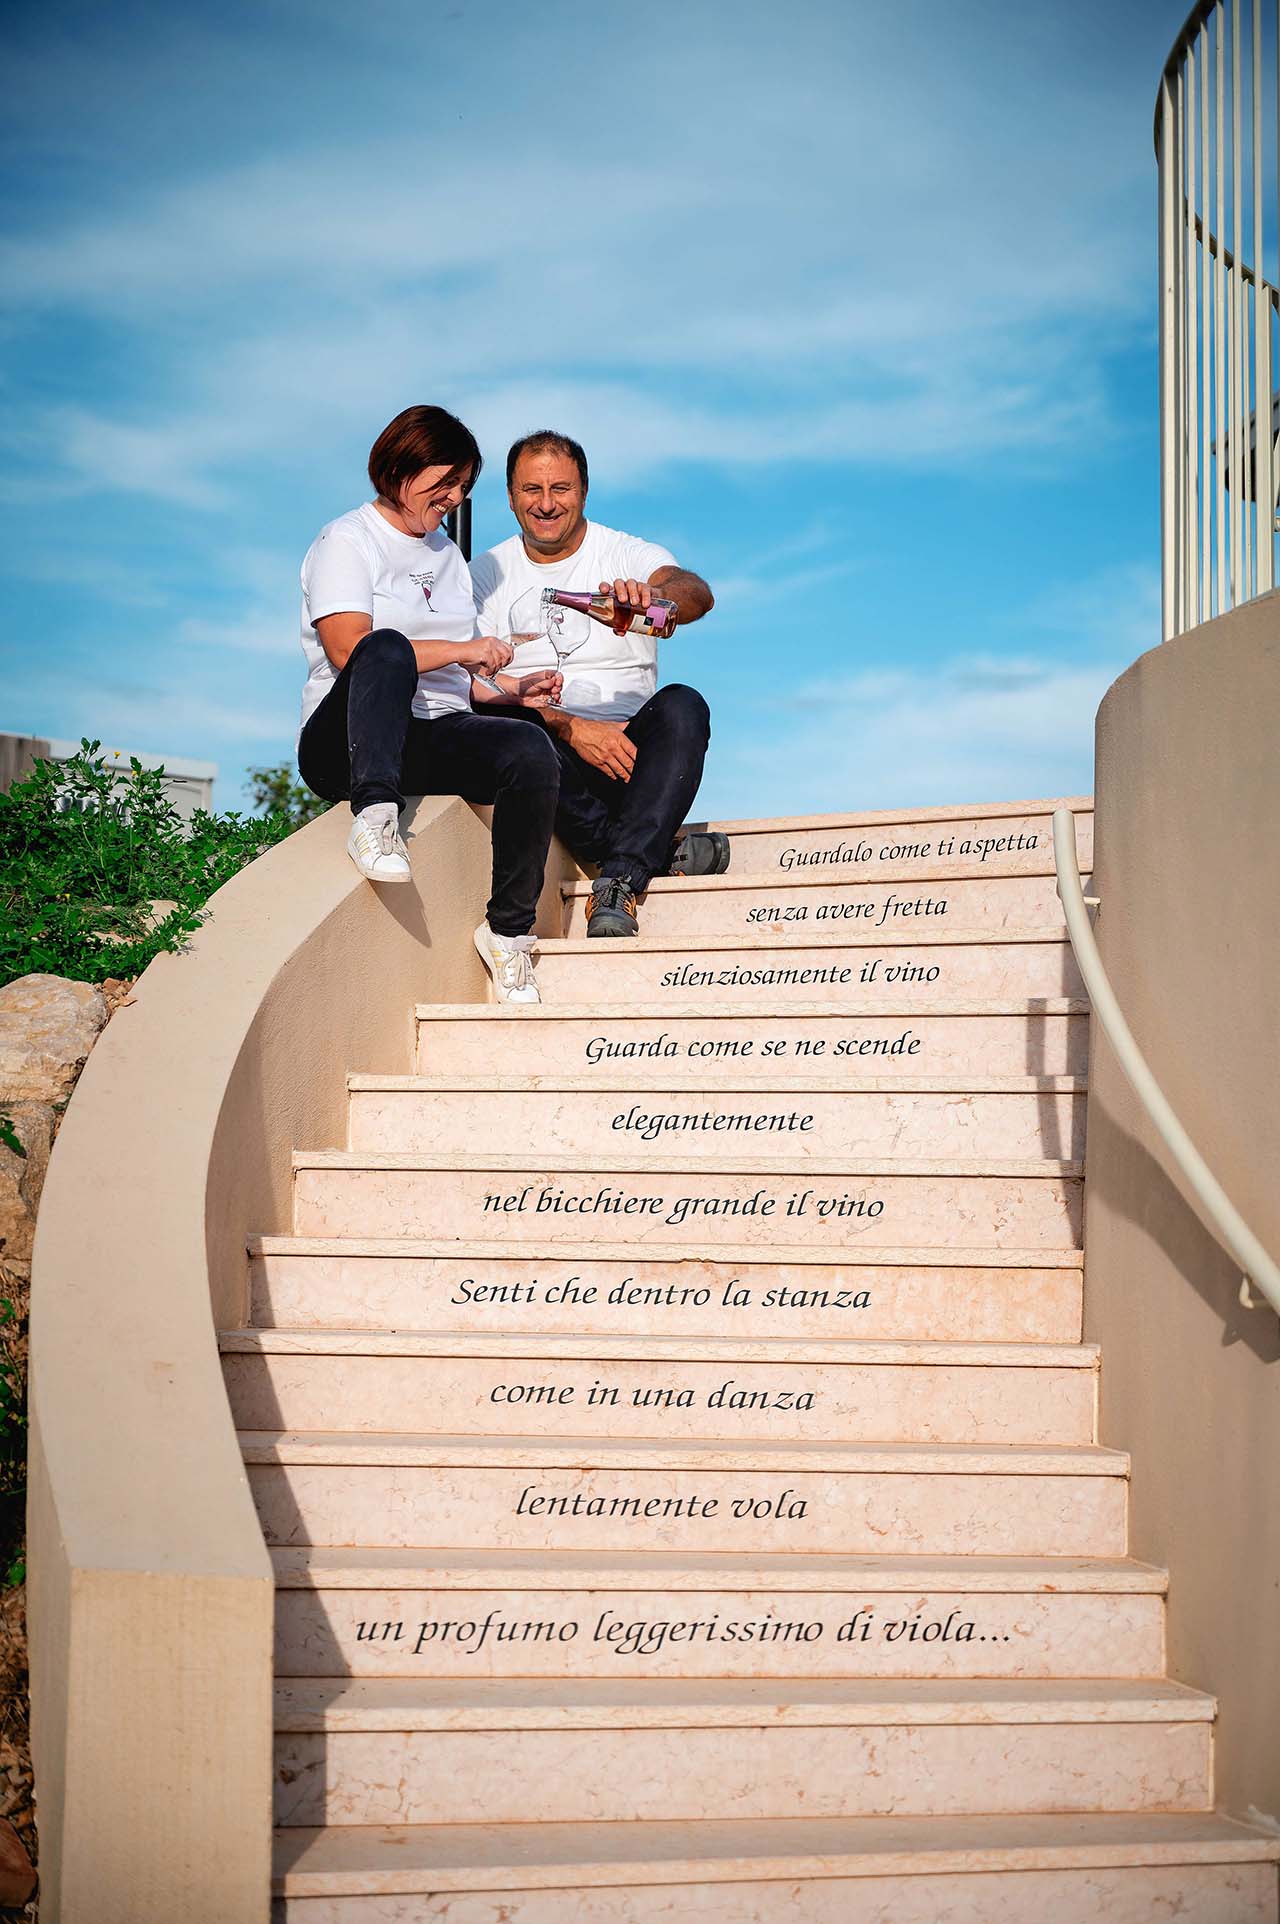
1160, 74, 1180, 640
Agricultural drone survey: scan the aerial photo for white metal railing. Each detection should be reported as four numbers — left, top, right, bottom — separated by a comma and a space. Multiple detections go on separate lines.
1052, 809, 1280, 1314
1158, 0, 1280, 638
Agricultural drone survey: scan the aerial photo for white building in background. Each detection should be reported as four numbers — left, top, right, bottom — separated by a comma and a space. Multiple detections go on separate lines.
0, 730, 217, 821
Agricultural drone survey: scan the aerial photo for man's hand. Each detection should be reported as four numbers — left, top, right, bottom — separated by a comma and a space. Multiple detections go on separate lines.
457, 635, 515, 677
495, 669, 564, 708
560, 714, 637, 781
602, 578, 656, 635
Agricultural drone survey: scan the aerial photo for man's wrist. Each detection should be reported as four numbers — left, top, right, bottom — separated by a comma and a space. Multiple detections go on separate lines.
542, 706, 575, 740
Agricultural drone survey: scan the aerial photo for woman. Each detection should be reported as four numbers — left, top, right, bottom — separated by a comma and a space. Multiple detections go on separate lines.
297, 405, 562, 1003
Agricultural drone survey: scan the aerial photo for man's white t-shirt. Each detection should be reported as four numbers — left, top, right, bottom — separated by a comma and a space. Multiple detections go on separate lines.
298, 503, 476, 733
470, 521, 677, 722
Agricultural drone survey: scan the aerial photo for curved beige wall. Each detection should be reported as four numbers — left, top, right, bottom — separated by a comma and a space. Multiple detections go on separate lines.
1086, 594, 1280, 1821
29, 795, 503, 1921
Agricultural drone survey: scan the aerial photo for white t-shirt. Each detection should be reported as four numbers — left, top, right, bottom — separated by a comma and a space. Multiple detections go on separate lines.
470, 521, 677, 722
298, 502, 477, 732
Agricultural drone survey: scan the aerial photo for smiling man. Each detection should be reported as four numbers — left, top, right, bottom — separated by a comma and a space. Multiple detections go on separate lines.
469, 430, 726, 936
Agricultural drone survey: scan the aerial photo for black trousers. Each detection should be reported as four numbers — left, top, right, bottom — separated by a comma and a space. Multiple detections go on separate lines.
484, 683, 711, 892
555, 683, 711, 891
298, 628, 559, 936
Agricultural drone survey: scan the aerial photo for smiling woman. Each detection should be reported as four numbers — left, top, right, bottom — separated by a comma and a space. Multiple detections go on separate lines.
294, 404, 565, 1003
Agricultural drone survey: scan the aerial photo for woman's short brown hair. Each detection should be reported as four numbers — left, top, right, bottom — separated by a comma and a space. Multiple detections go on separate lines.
367, 405, 483, 504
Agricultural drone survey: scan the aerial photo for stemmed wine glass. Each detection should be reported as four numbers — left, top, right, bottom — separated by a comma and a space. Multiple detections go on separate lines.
508, 585, 592, 678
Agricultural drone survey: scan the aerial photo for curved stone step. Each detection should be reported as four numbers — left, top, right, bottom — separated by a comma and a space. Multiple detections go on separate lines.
221, 1330, 1099, 1448
248, 1239, 1084, 1344
271, 1547, 1165, 1592
271, 1810, 1279, 1923
270, 1678, 1212, 1829
241, 1433, 1128, 1558
291, 1151, 1084, 1252
676, 798, 1093, 881
346, 1073, 1086, 1162
414, 1001, 1090, 1080
269, 1546, 1165, 1683
561, 867, 1071, 941
532, 926, 1084, 1005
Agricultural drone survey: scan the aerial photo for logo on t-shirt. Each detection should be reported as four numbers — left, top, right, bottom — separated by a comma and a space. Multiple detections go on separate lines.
409, 570, 436, 610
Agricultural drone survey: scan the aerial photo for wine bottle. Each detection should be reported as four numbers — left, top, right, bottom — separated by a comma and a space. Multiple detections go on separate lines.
540, 586, 678, 639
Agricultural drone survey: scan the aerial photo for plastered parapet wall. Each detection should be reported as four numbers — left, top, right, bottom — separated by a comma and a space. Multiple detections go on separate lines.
1085, 593, 1280, 1820
27, 797, 530, 1922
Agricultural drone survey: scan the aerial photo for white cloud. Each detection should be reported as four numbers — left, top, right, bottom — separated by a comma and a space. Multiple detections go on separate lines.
701, 562, 1161, 818
0, 0, 1156, 504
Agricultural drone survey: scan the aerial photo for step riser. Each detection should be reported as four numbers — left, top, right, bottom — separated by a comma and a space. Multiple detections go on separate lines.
250, 1255, 1083, 1343
274, 1586, 1162, 1680
690, 810, 1093, 881
564, 875, 1065, 940
292, 1168, 1083, 1252
415, 1013, 1088, 1082
348, 1089, 1086, 1163
248, 1466, 1127, 1557
534, 939, 1085, 1006
269, 1864, 1277, 1924
226, 1354, 1096, 1447
272, 1722, 1209, 1828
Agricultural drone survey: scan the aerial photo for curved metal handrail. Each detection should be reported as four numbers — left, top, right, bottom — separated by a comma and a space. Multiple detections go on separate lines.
1053, 808, 1280, 1315
1155, 0, 1218, 147
1154, 0, 1280, 635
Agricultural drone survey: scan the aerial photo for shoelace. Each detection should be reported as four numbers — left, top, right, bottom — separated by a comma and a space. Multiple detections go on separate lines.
489, 937, 535, 989
593, 877, 635, 912
355, 818, 403, 860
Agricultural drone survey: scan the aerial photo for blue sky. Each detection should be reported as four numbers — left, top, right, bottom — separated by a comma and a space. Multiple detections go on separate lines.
2, 0, 1178, 815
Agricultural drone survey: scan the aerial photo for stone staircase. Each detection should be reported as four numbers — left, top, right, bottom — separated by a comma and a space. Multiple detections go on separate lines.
228, 798, 1280, 1921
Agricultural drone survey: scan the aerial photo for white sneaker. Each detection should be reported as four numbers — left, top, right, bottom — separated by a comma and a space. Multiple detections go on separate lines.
473, 922, 541, 1004
347, 805, 411, 883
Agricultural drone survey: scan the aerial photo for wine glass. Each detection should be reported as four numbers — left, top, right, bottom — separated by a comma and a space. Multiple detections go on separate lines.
508, 585, 592, 676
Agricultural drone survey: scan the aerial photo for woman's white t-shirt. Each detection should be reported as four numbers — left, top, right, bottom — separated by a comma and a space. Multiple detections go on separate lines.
469, 521, 677, 722
298, 503, 477, 733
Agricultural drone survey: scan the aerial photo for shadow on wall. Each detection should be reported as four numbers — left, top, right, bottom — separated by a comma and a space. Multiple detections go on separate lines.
1086, 1097, 1280, 1367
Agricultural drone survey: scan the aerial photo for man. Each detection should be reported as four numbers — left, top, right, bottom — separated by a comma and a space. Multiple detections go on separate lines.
470, 430, 727, 936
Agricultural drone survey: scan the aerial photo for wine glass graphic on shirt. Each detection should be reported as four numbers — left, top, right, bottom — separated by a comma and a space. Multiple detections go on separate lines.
509, 585, 591, 677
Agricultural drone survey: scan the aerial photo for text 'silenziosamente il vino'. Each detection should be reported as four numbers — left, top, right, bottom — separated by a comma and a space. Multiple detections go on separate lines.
541, 587, 678, 639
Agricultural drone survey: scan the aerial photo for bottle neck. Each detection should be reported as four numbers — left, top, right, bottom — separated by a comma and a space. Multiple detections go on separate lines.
547, 588, 599, 614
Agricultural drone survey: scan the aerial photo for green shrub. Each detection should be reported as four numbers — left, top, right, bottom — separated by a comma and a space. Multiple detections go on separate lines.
0, 742, 299, 989
246, 762, 333, 828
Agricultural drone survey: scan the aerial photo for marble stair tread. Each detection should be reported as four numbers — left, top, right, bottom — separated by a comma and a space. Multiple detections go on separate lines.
348, 1071, 1088, 1094
249, 1234, 1085, 1269
223, 1329, 1100, 1367
532, 925, 1077, 955
272, 1675, 1214, 1732
293, 1150, 1084, 1178
718, 797, 1090, 828
270, 1810, 1276, 1898
694, 796, 1092, 834
414, 997, 1089, 1020
240, 1432, 1128, 1474
560, 860, 1067, 898
270, 1546, 1167, 1592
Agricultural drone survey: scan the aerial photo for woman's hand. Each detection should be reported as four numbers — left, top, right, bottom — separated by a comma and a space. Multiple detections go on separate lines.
496, 669, 564, 709
457, 635, 515, 677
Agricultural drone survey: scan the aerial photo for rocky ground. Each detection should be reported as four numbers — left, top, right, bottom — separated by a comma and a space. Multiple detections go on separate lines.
0, 973, 132, 1915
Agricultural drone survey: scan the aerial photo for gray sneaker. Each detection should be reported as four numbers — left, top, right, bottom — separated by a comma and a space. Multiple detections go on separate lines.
670, 830, 730, 875
586, 875, 640, 937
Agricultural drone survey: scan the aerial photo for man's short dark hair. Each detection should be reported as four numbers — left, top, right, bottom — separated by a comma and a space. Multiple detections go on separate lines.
506, 430, 589, 494
368, 405, 483, 504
